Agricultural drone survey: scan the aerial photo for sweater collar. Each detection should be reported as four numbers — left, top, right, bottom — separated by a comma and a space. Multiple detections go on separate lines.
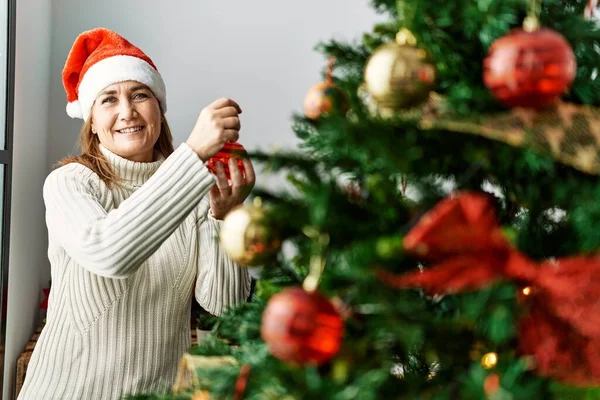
99, 145, 165, 186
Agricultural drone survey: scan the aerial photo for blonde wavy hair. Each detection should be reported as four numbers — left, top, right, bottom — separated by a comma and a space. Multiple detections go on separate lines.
58, 113, 175, 187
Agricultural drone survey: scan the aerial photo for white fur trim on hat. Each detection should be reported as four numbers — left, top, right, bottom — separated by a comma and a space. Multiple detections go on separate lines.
76, 55, 167, 121
66, 100, 83, 119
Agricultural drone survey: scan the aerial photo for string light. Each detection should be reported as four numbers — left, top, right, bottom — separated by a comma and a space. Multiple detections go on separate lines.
481, 352, 498, 369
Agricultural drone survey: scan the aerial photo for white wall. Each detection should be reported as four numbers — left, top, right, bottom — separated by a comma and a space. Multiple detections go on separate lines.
3, 0, 51, 398
47, 0, 383, 164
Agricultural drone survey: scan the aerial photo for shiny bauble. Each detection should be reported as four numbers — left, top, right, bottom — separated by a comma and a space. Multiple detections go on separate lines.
483, 28, 576, 108
363, 42, 436, 110
207, 142, 248, 180
261, 287, 344, 365
220, 201, 281, 266
303, 82, 348, 119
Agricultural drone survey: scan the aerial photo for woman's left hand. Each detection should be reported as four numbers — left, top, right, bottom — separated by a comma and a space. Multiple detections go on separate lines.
209, 157, 256, 220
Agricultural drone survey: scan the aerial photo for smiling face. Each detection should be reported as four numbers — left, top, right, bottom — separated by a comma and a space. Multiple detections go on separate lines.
90, 80, 162, 162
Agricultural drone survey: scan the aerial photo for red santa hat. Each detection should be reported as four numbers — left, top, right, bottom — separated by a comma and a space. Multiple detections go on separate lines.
62, 27, 167, 121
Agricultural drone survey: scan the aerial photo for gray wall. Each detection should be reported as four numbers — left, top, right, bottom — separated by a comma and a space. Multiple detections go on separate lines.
47, 1, 382, 163
3, 0, 51, 398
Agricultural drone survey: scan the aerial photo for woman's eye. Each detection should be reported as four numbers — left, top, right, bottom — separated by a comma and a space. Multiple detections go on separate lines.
101, 97, 117, 104
133, 92, 149, 100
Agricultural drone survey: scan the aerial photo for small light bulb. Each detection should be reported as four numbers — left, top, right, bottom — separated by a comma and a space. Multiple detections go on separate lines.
481, 352, 498, 369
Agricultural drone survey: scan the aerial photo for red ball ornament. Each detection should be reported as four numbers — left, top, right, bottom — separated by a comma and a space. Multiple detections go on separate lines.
206, 142, 248, 180
303, 82, 347, 120
303, 56, 348, 120
483, 28, 576, 108
261, 287, 344, 365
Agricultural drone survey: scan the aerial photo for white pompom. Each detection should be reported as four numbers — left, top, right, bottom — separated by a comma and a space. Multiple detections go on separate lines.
66, 100, 83, 119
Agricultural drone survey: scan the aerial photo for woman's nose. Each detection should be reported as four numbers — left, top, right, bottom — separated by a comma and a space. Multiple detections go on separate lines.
119, 100, 138, 119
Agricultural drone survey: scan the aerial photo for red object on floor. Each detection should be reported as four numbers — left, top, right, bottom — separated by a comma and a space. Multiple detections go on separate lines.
40, 288, 50, 310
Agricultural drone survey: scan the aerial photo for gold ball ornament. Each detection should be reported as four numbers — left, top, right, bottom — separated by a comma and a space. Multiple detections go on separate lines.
363, 30, 436, 111
220, 199, 281, 266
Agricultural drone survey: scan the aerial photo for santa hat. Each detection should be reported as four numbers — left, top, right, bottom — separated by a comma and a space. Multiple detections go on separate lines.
62, 27, 167, 120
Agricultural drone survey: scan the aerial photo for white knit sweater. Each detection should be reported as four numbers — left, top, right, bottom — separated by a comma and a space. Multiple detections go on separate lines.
18, 143, 251, 400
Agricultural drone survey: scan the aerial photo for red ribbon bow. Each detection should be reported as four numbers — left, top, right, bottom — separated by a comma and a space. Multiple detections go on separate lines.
379, 191, 600, 385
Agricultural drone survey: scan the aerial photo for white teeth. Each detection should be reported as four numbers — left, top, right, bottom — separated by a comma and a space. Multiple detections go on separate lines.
118, 126, 143, 133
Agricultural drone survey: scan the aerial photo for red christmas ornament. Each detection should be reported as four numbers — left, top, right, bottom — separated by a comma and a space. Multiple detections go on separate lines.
303, 57, 348, 120
483, 28, 576, 108
206, 142, 248, 180
303, 82, 347, 120
261, 287, 344, 365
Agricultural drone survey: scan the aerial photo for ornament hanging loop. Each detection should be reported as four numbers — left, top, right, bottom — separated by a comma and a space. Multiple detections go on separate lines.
326, 56, 336, 84
396, 0, 417, 33
395, 0, 418, 45
524, 0, 542, 32
302, 226, 330, 292
396, 28, 417, 46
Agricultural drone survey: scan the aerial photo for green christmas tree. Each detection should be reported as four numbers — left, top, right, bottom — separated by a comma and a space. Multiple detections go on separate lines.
132, 0, 600, 398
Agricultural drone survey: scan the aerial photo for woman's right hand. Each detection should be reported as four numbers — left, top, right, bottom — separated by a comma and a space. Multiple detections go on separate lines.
186, 98, 242, 162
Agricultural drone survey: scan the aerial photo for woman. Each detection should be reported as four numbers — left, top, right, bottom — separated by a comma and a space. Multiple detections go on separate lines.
18, 28, 253, 399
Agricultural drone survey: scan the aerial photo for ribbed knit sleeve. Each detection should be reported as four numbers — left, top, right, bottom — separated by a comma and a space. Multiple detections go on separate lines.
195, 207, 252, 316
43, 143, 214, 278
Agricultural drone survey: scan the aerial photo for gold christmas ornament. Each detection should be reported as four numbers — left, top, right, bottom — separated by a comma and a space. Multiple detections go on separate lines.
220, 198, 281, 266
363, 28, 436, 111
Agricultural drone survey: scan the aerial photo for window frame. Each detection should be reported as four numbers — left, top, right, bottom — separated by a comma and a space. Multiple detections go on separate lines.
0, 0, 16, 391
